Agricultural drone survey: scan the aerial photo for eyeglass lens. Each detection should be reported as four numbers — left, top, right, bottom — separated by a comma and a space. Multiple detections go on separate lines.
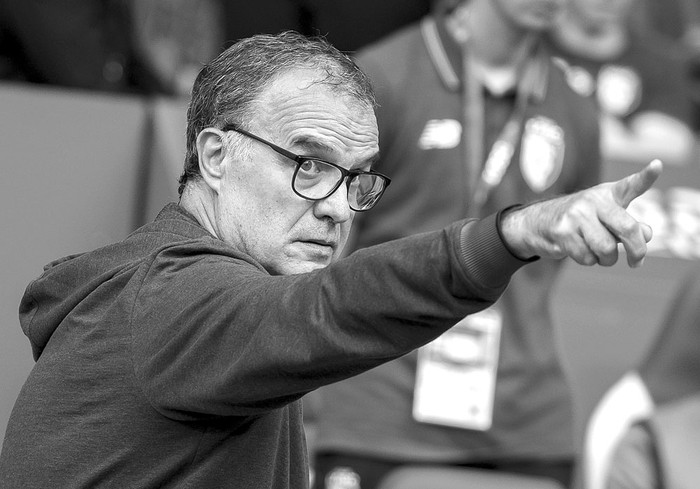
293, 159, 385, 211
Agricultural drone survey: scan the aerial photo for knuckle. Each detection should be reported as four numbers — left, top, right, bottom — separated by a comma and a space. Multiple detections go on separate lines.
596, 239, 618, 256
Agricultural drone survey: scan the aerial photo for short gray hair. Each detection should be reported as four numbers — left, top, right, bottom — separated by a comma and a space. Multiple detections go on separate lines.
178, 31, 376, 196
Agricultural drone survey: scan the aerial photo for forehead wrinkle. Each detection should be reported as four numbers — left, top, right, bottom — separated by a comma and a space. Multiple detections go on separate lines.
254, 73, 378, 165
287, 119, 377, 148
266, 89, 376, 133
272, 106, 377, 161
289, 133, 380, 172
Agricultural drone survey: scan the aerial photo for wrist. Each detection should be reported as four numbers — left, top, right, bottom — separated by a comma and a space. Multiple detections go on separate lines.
496, 204, 539, 262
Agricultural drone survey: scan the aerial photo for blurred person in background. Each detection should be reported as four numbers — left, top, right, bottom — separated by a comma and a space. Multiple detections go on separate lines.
549, 0, 697, 167
0, 0, 223, 96
222, 0, 432, 53
605, 264, 700, 489
629, 0, 700, 131
632, 0, 700, 47
311, 0, 602, 488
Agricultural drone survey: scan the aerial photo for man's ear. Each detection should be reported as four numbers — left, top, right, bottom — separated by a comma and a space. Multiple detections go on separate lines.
196, 128, 226, 193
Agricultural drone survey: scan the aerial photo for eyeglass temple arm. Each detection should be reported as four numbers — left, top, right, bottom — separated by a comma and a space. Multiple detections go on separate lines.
222, 123, 302, 163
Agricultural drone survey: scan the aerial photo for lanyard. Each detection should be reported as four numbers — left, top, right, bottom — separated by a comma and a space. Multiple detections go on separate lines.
461, 47, 485, 209
461, 35, 544, 215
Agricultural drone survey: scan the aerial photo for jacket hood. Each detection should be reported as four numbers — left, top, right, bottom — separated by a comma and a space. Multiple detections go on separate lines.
19, 253, 89, 360
19, 204, 211, 360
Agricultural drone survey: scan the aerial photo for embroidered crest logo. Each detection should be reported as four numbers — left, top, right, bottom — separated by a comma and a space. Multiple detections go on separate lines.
597, 64, 642, 117
418, 119, 462, 150
519, 116, 565, 193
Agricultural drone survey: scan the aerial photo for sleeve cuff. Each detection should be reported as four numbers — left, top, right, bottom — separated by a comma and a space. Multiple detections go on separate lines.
458, 209, 538, 289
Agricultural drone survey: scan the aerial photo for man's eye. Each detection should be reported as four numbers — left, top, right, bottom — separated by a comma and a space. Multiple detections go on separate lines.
298, 159, 324, 175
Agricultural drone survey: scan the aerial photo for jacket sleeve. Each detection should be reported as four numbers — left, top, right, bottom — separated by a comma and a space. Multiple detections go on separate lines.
130, 213, 528, 420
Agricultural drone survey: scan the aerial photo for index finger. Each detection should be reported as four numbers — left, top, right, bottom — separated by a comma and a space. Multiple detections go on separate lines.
612, 159, 663, 208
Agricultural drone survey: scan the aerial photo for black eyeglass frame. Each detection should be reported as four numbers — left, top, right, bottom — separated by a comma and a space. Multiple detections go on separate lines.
222, 123, 390, 212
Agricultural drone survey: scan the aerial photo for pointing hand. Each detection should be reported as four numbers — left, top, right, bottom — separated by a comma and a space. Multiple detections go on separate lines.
500, 159, 663, 267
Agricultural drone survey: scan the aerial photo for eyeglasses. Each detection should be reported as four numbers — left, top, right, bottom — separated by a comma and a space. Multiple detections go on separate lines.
222, 124, 390, 212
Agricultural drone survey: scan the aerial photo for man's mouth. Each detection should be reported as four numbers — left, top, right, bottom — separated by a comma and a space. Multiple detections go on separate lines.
302, 239, 335, 250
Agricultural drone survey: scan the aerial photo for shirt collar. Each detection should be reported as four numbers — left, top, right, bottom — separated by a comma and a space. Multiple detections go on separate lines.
420, 13, 550, 102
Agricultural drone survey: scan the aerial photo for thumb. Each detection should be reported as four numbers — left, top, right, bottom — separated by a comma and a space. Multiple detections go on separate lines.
612, 159, 663, 208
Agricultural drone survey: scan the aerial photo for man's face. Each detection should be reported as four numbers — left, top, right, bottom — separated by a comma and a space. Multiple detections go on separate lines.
214, 69, 379, 275
493, 0, 569, 31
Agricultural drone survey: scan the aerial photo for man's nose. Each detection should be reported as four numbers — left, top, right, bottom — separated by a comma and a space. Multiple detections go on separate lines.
313, 182, 353, 223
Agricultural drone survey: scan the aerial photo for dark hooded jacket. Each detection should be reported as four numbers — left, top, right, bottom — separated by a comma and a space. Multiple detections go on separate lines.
0, 203, 526, 488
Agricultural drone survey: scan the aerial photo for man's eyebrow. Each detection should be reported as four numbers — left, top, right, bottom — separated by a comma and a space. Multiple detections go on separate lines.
291, 136, 334, 155
292, 135, 380, 168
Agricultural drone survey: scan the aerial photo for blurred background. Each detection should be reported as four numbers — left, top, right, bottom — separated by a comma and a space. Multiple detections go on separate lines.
1, 1, 699, 487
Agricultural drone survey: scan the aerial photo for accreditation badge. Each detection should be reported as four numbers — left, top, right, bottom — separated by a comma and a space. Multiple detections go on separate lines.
412, 307, 502, 430
520, 116, 564, 193
597, 64, 642, 117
